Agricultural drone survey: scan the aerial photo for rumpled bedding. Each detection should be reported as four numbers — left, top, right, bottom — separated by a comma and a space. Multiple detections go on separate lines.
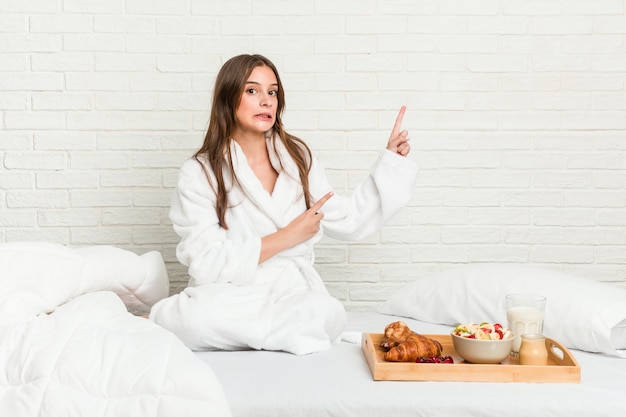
0, 242, 232, 417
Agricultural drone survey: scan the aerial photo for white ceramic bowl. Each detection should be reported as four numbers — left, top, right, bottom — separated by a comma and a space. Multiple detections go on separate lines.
451, 333, 514, 364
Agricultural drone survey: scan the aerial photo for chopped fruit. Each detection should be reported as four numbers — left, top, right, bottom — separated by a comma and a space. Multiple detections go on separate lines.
453, 322, 513, 340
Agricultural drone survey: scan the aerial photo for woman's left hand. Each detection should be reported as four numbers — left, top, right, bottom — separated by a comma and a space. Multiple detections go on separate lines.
386, 106, 411, 157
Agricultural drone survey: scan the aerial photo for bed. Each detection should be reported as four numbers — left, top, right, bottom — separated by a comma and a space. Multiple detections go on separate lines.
197, 311, 626, 417
3, 244, 625, 417
197, 264, 626, 417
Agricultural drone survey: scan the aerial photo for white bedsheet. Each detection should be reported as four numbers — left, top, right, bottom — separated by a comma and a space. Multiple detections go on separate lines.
196, 312, 626, 417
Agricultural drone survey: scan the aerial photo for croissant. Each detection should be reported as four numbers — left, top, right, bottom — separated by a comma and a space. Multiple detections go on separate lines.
384, 333, 443, 362
379, 321, 415, 350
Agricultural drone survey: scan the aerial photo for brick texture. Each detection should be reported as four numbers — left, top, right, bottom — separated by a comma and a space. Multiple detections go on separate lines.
2, 1, 626, 308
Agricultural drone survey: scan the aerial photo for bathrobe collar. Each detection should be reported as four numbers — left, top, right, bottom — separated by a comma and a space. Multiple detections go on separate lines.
228, 133, 305, 228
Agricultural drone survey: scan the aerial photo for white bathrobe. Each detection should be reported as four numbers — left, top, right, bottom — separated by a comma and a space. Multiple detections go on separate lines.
150, 136, 419, 355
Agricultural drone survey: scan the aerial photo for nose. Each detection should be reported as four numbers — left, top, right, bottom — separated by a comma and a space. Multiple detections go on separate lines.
260, 92, 273, 108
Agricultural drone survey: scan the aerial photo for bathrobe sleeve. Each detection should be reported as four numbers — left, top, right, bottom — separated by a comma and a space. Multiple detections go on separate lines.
313, 149, 419, 241
169, 159, 261, 287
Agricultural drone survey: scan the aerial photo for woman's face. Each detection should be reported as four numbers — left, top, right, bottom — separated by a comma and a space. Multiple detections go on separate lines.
233, 65, 278, 138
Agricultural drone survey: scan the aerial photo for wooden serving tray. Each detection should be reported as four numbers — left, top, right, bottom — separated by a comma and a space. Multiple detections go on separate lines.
362, 333, 580, 383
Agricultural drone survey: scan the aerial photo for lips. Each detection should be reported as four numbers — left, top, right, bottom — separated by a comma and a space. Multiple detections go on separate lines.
255, 113, 273, 121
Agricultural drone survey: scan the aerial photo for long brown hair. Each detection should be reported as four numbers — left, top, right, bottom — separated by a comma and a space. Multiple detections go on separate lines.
194, 54, 313, 229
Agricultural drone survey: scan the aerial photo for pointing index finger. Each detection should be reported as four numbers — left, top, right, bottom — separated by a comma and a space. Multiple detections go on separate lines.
312, 191, 334, 213
391, 106, 406, 137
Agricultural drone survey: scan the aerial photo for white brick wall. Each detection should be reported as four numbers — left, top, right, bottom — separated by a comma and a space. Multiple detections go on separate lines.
2, 0, 626, 310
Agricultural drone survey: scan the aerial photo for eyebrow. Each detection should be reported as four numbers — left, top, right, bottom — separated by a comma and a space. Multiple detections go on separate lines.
245, 80, 279, 87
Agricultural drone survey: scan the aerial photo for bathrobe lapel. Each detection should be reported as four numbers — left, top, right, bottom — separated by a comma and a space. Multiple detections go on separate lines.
229, 137, 304, 229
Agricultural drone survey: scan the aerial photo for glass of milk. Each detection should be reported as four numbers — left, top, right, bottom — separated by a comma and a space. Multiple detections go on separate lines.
505, 293, 547, 354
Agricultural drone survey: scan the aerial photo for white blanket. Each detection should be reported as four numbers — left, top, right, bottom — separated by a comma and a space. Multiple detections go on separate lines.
150, 139, 419, 355
0, 242, 232, 417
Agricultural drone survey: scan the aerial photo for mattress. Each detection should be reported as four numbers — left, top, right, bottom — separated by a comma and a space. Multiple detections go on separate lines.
196, 312, 626, 417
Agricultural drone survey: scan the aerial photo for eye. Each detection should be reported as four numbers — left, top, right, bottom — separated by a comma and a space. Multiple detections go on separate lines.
268, 90, 278, 96
246, 88, 257, 94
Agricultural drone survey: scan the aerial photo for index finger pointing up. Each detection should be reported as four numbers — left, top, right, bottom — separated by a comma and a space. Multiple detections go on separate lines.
391, 106, 406, 138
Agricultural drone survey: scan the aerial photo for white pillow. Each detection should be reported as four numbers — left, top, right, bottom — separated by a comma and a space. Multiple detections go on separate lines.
379, 264, 626, 357
0, 242, 169, 324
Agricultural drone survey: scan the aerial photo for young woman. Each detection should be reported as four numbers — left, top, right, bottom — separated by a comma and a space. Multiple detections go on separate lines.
149, 54, 419, 355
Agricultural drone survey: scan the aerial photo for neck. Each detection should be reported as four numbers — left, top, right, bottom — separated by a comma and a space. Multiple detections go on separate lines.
232, 132, 268, 162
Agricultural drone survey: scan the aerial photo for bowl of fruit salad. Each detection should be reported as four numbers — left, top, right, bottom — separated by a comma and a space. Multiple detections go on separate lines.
451, 322, 514, 364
